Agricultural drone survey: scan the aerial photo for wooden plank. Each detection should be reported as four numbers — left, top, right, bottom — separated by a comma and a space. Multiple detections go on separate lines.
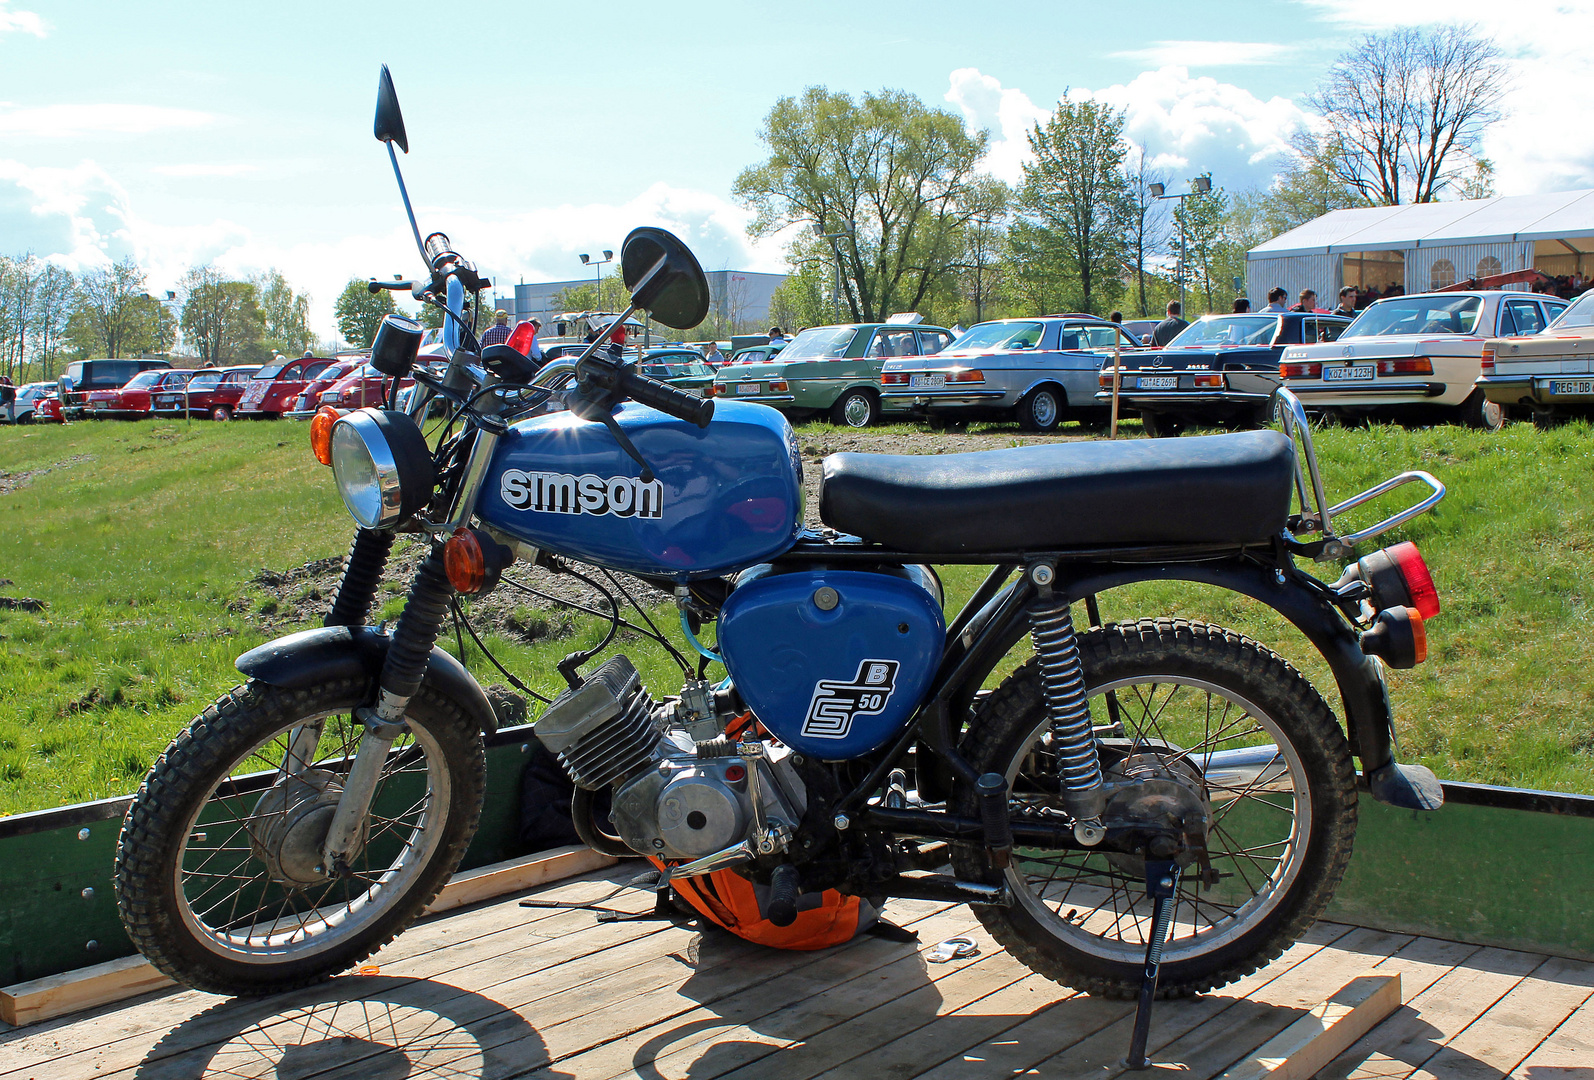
421, 844, 616, 915
1407, 955, 1594, 1080
1511, 977, 1594, 1077
1212, 972, 1401, 1080
0, 846, 621, 1035
0, 956, 175, 1029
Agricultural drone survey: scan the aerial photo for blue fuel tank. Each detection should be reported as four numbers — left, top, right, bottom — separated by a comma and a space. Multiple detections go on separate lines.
718, 567, 946, 759
477, 400, 804, 578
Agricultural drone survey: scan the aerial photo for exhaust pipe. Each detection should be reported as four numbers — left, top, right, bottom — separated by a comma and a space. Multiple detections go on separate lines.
1198, 745, 1292, 800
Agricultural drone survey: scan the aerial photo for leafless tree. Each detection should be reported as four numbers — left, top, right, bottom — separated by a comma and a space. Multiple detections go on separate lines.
1122, 148, 1167, 318
1304, 24, 1508, 205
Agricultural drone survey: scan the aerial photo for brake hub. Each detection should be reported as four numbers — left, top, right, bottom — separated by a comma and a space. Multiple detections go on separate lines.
1102, 753, 1210, 879
247, 769, 364, 886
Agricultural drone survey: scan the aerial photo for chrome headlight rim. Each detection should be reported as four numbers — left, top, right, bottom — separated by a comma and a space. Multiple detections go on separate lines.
330, 408, 435, 529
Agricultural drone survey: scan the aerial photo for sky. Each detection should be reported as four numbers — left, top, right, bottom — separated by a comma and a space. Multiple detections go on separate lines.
2, 0, 1592, 340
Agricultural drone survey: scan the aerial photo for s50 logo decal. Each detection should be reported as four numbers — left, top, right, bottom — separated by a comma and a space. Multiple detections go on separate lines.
802, 659, 900, 740
500, 470, 663, 519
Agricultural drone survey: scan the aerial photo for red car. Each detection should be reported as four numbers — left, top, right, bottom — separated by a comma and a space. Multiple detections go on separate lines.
151, 365, 260, 421
284, 360, 361, 419
85, 369, 196, 418
33, 393, 63, 424
315, 363, 414, 410
237, 356, 334, 418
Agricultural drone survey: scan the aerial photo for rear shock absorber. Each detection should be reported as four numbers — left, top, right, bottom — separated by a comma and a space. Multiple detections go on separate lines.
1026, 563, 1106, 846
325, 528, 396, 628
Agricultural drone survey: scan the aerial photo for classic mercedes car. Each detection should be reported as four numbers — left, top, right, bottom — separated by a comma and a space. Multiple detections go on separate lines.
1096, 312, 1351, 437
879, 315, 1139, 432
1279, 290, 1569, 430
711, 318, 953, 428
1477, 289, 1594, 427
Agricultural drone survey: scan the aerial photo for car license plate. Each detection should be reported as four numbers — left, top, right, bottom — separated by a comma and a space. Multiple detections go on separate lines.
157, 395, 179, 404
1138, 376, 1177, 389
1324, 364, 1374, 382
93, 401, 107, 410
736, 383, 761, 396
910, 374, 945, 389
1550, 379, 1594, 396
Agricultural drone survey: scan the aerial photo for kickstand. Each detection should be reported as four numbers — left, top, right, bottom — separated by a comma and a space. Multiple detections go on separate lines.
1124, 859, 1181, 1070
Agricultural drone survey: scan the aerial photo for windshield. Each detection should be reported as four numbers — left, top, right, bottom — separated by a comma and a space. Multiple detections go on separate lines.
947, 321, 1045, 352
777, 326, 859, 360
1549, 291, 1594, 329
1168, 316, 1280, 348
1343, 295, 1482, 337
124, 371, 162, 389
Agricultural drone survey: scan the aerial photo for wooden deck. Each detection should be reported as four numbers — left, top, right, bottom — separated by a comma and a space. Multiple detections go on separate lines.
1, 864, 1591, 1079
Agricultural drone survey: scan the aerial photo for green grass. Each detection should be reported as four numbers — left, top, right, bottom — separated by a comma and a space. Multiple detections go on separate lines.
0, 415, 1591, 815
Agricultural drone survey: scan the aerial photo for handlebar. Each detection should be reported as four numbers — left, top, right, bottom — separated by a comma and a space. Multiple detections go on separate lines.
618, 366, 715, 428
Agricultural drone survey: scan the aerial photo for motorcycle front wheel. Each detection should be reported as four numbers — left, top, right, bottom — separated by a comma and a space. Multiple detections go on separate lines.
114, 676, 486, 996
952, 618, 1357, 999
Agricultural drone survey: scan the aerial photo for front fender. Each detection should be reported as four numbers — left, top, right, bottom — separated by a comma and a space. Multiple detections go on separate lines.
235, 625, 500, 735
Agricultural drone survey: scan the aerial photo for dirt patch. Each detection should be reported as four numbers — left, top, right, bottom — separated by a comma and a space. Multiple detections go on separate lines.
0, 454, 94, 496
0, 597, 46, 612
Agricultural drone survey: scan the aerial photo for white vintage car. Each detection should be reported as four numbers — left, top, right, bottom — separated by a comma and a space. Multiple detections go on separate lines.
1477, 289, 1594, 427
1279, 290, 1568, 431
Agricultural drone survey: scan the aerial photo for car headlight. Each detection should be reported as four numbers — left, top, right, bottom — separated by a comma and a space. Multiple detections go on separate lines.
329, 408, 435, 528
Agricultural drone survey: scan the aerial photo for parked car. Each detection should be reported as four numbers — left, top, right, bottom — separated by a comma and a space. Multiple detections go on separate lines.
8, 382, 58, 423
1280, 290, 1569, 430
879, 316, 1138, 432
1096, 312, 1353, 437
152, 365, 260, 421
712, 319, 954, 428
724, 342, 785, 367
284, 360, 361, 419
635, 349, 716, 396
315, 362, 414, 410
237, 356, 335, 417
1477, 289, 1594, 427
1122, 319, 1159, 344
34, 393, 63, 424
85, 369, 196, 419
57, 358, 172, 419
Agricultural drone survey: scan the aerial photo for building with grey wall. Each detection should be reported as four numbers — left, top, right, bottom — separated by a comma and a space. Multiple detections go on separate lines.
487, 269, 787, 333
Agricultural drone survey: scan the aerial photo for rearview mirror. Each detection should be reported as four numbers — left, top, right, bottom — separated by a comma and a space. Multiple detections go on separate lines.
373, 64, 409, 153
620, 227, 709, 331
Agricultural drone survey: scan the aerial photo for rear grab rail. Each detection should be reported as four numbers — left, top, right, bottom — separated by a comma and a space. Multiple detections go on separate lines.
1271, 387, 1445, 559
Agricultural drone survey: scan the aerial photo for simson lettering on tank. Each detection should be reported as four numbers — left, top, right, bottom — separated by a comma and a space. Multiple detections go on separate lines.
499, 469, 664, 519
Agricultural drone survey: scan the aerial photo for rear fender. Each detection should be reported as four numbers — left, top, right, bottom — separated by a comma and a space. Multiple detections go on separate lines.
235, 625, 499, 735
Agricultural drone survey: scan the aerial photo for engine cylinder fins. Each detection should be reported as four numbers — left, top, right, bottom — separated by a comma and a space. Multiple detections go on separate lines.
1028, 596, 1105, 822
534, 654, 663, 790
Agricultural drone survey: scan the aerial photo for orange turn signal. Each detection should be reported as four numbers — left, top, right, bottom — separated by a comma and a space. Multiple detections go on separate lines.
310, 406, 341, 466
444, 527, 486, 594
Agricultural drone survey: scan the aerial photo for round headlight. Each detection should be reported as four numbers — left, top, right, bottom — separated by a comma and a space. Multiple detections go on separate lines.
329, 409, 435, 528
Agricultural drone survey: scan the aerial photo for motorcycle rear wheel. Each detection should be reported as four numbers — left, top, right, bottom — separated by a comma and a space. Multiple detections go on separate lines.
114, 676, 485, 996
952, 618, 1356, 999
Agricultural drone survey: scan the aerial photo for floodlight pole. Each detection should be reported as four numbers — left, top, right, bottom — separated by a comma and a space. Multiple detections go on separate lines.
578, 250, 614, 311
813, 222, 853, 323
1151, 174, 1211, 318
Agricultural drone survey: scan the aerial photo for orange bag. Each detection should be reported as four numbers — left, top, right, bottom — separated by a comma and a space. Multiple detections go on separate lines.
650, 858, 878, 950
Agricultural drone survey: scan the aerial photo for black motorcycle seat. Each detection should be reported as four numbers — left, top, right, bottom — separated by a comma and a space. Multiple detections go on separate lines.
818, 430, 1297, 553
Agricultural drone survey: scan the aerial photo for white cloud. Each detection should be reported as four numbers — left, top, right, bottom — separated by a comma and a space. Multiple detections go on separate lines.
150, 163, 257, 178
0, 103, 213, 138
0, 2, 45, 38
946, 67, 1305, 193
1296, 0, 1594, 196
1110, 41, 1296, 68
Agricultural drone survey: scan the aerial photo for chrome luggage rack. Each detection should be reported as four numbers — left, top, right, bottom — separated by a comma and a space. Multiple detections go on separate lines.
1271, 388, 1446, 560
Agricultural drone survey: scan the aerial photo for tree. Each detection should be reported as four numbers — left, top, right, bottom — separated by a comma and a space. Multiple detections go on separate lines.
180, 267, 265, 365
1457, 158, 1496, 201
735, 86, 1002, 323
334, 279, 395, 349
1014, 96, 1131, 315
552, 273, 630, 316
29, 263, 74, 378
0, 255, 36, 379
1174, 183, 1236, 315
765, 264, 831, 333
1303, 24, 1508, 205
1122, 149, 1167, 319
71, 258, 153, 358
254, 269, 315, 355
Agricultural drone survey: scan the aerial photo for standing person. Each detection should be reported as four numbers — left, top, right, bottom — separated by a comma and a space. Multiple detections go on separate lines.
1232, 297, 1251, 313
0, 377, 14, 425
480, 310, 512, 348
1150, 301, 1189, 347
703, 342, 724, 366
1289, 290, 1318, 313
1108, 311, 1123, 324
768, 326, 788, 347
1333, 287, 1358, 318
1264, 287, 1288, 312
526, 317, 544, 361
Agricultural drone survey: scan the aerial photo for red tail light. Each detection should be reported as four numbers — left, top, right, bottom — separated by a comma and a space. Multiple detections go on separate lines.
1387, 541, 1440, 619
1192, 374, 1224, 388
504, 322, 536, 356
1377, 358, 1434, 376
947, 369, 985, 383
881, 373, 909, 386
1480, 347, 1495, 374
1281, 361, 1322, 379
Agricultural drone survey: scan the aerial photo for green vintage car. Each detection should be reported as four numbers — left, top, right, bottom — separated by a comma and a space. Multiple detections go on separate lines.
634, 348, 717, 397
710, 320, 953, 427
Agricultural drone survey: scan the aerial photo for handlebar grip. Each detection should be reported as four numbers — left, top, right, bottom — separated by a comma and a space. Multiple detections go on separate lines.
618, 368, 715, 428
